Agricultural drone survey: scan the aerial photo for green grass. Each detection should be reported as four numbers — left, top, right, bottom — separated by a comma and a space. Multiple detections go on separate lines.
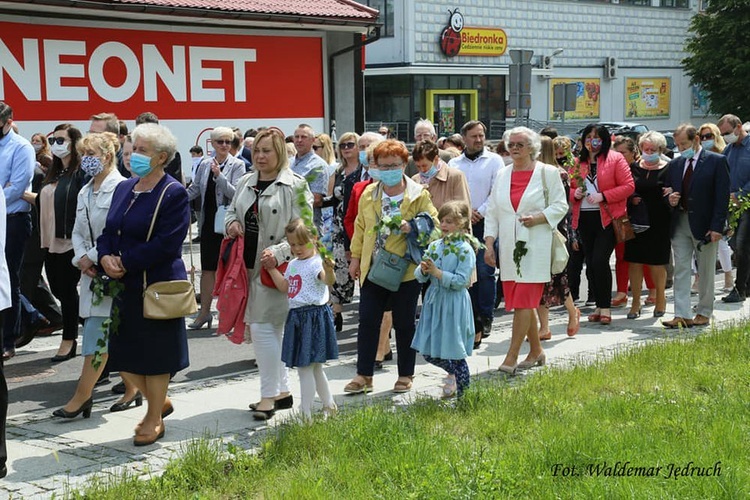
71, 324, 749, 499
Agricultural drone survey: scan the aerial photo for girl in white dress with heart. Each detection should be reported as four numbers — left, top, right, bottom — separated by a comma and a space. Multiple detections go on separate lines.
263, 218, 338, 419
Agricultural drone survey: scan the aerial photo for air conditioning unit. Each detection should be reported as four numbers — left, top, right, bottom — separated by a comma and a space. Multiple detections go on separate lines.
605, 56, 617, 79
540, 55, 553, 70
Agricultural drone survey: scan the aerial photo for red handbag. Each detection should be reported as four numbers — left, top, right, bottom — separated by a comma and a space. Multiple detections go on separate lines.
260, 262, 289, 288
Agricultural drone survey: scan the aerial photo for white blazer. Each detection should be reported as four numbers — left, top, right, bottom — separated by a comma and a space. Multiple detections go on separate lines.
485, 162, 568, 283
72, 169, 126, 318
0, 192, 11, 311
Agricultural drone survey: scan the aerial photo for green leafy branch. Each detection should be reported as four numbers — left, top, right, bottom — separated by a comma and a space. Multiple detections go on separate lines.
423, 231, 484, 264
296, 172, 334, 263
372, 214, 403, 238
513, 241, 528, 277
728, 193, 750, 235
90, 274, 124, 370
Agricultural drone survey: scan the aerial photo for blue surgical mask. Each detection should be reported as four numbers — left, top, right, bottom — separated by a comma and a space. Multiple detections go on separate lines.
359, 151, 368, 165
130, 152, 154, 177
420, 165, 438, 181
80, 155, 105, 177
379, 168, 403, 187
368, 168, 382, 182
681, 147, 695, 160
701, 139, 715, 151
641, 152, 660, 164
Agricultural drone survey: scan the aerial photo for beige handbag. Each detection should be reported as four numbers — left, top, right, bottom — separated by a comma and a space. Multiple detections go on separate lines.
541, 166, 570, 275
142, 182, 198, 320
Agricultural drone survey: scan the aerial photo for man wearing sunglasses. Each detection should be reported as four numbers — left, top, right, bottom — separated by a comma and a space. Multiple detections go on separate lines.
290, 124, 329, 231
718, 114, 750, 303
0, 102, 35, 360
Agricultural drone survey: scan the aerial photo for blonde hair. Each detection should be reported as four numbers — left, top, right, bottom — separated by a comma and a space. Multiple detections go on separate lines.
315, 133, 336, 165
285, 218, 316, 247
699, 122, 726, 152
253, 128, 289, 173
438, 200, 471, 233
77, 132, 120, 171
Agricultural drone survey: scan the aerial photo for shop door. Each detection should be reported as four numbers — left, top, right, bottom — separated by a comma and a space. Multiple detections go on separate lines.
425, 89, 478, 137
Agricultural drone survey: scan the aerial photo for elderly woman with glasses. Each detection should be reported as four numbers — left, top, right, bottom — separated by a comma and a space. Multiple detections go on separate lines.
97, 123, 190, 446
484, 127, 568, 374
186, 127, 246, 329
345, 140, 437, 394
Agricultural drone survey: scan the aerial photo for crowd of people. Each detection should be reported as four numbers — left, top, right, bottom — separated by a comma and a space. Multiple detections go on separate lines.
0, 98, 747, 463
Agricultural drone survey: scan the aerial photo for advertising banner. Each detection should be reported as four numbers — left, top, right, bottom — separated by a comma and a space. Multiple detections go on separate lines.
625, 78, 670, 119
0, 21, 324, 121
548, 78, 600, 120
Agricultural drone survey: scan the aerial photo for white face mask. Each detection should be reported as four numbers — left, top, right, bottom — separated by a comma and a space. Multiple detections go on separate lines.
32, 143, 42, 153
51, 142, 71, 159
723, 130, 739, 145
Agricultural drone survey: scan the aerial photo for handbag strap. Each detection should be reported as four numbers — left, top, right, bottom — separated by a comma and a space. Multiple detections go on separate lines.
143, 181, 178, 291
540, 162, 549, 207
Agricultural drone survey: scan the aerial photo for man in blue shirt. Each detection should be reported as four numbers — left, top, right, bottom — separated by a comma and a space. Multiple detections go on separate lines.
289, 124, 329, 232
0, 102, 35, 359
718, 114, 750, 303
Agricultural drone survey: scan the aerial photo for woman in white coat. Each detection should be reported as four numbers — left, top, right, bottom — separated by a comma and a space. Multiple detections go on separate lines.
484, 127, 568, 374
52, 132, 131, 419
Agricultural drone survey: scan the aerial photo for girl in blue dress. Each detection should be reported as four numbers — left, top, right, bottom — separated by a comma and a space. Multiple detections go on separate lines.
411, 201, 477, 398
263, 218, 338, 419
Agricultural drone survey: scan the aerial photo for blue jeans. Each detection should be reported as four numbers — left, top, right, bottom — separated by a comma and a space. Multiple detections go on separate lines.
3, 214, 31, 350
469, 220, 496, 323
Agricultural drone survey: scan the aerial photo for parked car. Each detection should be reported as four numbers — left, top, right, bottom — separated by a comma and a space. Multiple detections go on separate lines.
660, 131, 679, 159
576, 122, 649, 142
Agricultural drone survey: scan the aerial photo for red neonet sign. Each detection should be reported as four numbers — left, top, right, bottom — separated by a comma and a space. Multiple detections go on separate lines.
0, 21, 324, 121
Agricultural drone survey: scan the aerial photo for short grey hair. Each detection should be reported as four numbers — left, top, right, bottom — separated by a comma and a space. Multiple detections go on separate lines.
210, 126, 234, 141
638, 130, 667, 151
414, 118, 436, 138
359, 132, 384, 145
505, 126, 541, 160
131, 123, 177, 164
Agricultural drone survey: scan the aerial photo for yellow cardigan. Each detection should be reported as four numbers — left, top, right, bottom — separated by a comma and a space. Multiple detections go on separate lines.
350, 176, 438, 286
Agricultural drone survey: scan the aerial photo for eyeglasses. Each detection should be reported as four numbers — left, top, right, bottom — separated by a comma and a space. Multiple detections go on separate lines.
213, 139, 231, 146
50, 137, 68, 145
699, 133, 714, 140
376, 162, 404, 170
340, 142, 356, 150
507, 142, 527, 149
312, 145, 322, 151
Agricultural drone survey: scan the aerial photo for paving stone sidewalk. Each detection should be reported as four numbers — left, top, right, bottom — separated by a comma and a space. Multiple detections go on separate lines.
2, 274, 746, 499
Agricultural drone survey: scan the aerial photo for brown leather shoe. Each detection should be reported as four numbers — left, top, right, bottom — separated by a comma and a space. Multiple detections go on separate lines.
692, 314, 710, 327
661, 317, 693, 329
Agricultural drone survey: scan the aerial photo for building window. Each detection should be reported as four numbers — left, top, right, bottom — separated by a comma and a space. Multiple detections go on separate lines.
364, 0, 394, 38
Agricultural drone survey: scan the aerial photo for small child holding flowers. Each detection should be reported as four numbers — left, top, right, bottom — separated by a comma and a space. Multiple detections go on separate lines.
411, 201, 477, 397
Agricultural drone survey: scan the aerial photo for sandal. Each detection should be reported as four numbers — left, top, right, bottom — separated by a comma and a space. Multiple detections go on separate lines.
393, 376, 413, 393
344, 376, 373, 394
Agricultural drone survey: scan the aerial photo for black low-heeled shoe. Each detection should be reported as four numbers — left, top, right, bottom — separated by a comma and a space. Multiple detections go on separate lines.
110, 392, 143, 412
51, 340, 77, 363
53, 397, 93, 419
383, 350, 393, 361
252, 408, 276, 421
249, 394, 294, 411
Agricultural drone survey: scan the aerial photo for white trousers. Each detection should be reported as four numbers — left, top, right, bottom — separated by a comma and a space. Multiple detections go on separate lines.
672, 213, 718, 319
250, 322, 289, 399
717, 239, 733, 273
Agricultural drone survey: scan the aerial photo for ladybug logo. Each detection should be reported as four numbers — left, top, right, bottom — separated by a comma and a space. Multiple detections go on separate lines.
439, 9, 464, 57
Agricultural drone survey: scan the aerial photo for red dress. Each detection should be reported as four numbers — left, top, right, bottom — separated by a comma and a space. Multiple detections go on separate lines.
503, 169, 544, 311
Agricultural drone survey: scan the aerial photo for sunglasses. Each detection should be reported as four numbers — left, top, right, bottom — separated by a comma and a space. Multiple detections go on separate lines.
50, 137, 68, 145
507, 142, 527, 149
340, 142, 356, 150
213, 139, 232, 146
699, 133, 714, 140
312, 145, 322, 151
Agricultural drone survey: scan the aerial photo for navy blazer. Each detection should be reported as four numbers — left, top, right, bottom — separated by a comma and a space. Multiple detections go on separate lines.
665, 150, 730, 240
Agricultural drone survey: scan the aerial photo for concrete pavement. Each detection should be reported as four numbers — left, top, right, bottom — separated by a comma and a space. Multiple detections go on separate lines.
1, 272, 747, 499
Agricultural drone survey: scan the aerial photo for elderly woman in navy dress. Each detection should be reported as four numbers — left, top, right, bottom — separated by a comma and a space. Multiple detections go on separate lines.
98, 123, 190, 446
